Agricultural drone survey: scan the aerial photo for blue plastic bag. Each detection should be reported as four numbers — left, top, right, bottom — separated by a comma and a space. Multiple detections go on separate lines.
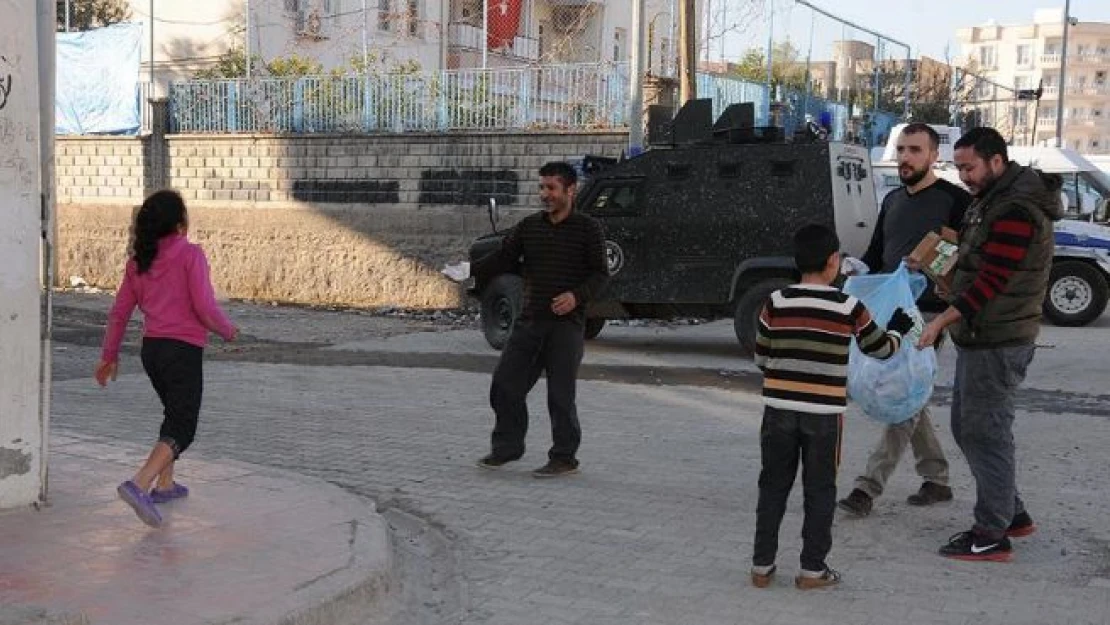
843, 264, 938, 424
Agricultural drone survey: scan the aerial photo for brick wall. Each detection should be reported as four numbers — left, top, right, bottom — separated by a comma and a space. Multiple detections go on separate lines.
55, 131, 627, 308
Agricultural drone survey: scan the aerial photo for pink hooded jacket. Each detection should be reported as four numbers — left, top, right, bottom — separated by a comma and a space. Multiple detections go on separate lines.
100, 234, 235, 363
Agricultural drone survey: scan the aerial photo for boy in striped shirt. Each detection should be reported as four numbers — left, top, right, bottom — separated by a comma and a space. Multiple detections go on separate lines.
750, 224, 914, 590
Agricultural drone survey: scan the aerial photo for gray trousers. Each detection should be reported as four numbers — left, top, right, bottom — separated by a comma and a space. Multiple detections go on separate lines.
854, 406, 949, 498
951, 344, 1035, 539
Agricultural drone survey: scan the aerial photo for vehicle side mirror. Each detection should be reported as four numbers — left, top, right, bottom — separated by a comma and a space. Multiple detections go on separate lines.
488, 197, 500, 232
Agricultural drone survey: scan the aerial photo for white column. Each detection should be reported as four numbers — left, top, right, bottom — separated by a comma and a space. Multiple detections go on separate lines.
0, 0, 48, 509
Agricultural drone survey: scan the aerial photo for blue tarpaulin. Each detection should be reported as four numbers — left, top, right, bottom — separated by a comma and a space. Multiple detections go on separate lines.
56, 22, 143, 135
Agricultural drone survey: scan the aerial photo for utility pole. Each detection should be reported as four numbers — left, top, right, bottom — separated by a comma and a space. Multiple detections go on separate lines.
1055, 0, 1072, 148
361, 0, 368, 69
629, 0, 646, 152
678, 0, 696, 103
482, 0, 489, 68
65, 0, 70, 31
245, 0, 252, 78
149, 0, 155, 85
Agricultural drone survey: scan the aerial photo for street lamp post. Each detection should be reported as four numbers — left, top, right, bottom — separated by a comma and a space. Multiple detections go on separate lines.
1054, 0, 1072, 148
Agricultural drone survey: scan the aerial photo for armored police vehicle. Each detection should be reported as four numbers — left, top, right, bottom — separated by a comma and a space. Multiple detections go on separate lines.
468, 99, 881, 351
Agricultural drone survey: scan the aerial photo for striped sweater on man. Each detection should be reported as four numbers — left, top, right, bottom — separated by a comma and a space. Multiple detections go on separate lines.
753, 284, 902, 414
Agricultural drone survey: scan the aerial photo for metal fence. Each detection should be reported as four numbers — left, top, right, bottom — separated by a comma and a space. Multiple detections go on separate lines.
169, 64, 630, 134
168, 62, 903, 143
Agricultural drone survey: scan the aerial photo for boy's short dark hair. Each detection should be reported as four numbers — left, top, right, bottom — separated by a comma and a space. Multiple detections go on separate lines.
794, 224, 840, 274
954, 127, 1009, 164
539, 161, 578, 188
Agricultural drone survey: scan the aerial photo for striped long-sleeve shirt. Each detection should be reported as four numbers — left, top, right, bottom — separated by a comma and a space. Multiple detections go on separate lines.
953, 206, 1035, 320
472, 211, 609, 323
754, 285, 902, 414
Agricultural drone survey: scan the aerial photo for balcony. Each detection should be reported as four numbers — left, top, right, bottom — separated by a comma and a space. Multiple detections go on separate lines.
1066, 84, 1110, 97
448, 22, 540, 62
1041, 53, 1061, 65
1071, 52, 1110, 65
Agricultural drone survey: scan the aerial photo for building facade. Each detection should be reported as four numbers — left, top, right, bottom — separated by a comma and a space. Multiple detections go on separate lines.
126, 0, 688, 92
959, 8, 1110, 153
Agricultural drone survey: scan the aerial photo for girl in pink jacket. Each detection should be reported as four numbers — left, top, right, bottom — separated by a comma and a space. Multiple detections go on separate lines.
96, 190, 237, 528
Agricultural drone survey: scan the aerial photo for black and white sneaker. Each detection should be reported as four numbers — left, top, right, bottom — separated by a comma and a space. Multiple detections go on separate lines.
939, 530, 1013, 562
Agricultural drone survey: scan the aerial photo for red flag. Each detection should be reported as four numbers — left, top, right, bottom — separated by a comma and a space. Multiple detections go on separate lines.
487, 0, 523, 50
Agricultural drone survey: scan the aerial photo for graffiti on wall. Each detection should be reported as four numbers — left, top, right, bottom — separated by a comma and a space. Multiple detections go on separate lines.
418, 169, 519, 206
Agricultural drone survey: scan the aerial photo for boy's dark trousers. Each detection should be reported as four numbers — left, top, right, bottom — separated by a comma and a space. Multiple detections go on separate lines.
489, 318, 585, 463
753, 406, 843, 572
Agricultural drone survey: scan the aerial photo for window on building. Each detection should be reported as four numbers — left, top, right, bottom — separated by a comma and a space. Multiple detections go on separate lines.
1016, 44, 1032, 66
1078, 44, 1091, 56
1012, 106, 1028, 126
613, 28, 626, 63
378, 0, 392, 31
1096, 71, 1107, 86
284, 0, 299, 12
979, 46, 996, 69
408, 0, 422, 37
322, 0, 333, 15
977, 81, 994, 98
1014, 75, 1031, 90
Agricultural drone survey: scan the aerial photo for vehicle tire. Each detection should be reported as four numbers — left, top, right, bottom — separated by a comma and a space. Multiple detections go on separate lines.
480, 274, 523, 350
584, 318, 606, 340
734, 278, 792, 353
1043, 261, 1109, 327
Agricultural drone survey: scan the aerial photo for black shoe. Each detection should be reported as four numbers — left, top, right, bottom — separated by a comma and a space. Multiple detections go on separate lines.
476, 454, 522, 470
532, 459, 579, 478
939, 530, 1013, 562
837, 489, 873, 516
1006, 511, 1036, 538
907, 481, 953, 506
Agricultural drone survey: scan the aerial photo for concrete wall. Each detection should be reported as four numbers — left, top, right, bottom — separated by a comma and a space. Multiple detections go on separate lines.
0, 2, 46, 509
56, 131, 627, 308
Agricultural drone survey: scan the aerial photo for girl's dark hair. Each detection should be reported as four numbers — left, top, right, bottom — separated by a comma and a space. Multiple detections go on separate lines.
132, 190, 187, 274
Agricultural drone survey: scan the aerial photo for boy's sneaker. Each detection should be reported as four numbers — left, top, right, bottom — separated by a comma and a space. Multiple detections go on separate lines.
907, 481, 953, 506
150, 482, 189, 504
939, 530, 1012, 562
795, 567, 841, 590
117, 480, 163, 528
476, 454, 522, 470
532, 459, 579, 478
837, 489, 873, 517
750, 565, 776, 589
1006, 511, 1037, 538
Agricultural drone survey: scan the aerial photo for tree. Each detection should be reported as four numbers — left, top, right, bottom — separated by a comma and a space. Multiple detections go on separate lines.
728, 44, 807, 93
56, 0, 131, 31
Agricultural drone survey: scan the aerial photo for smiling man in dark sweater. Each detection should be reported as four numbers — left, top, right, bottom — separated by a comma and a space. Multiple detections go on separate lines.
839, 123, 971, 518
473, 161, 609, 478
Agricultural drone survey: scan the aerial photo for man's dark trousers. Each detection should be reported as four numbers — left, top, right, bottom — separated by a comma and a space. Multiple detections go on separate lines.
753, 406, 842, 572
489, 318, 585, 463
951, 344, 1035, 539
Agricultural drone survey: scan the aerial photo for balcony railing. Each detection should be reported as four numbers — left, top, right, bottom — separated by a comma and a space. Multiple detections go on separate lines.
448, 23, 540, 62
1041, 53, 1061, 65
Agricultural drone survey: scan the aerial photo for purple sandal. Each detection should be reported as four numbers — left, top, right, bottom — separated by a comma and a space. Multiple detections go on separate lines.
117, 480, 163, 527
150, 482, 189, 504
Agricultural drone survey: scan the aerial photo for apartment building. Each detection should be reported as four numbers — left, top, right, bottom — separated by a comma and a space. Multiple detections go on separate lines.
129, 0, 686, 91
958, 8, 1110, 153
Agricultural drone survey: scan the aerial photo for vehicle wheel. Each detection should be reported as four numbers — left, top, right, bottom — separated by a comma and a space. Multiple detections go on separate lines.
734, 278, 792, 352
584, 318, 606, 340
480, 274, 523, 350
1043, 261, 1109, 327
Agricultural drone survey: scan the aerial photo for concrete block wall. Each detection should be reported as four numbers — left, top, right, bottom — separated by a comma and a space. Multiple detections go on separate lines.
54, 131, 627, 308
56, 137, 151, 204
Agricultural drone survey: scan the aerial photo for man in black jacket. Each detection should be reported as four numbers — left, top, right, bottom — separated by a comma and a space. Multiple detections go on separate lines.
472, 161, 609, 478
839, 124, 970, 517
